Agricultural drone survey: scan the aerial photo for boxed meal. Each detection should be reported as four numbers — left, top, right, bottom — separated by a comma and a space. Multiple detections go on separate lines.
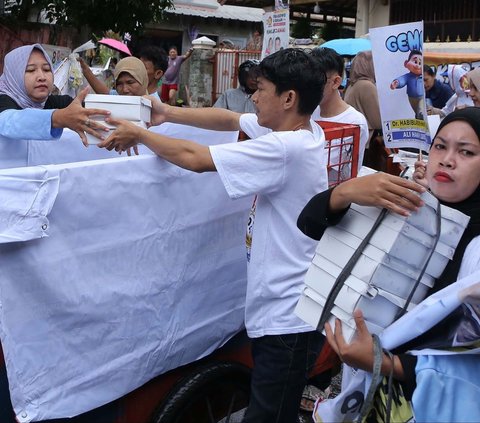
84, 94, 152, 123
85, 120, 147, 145
295, 190, 470, 342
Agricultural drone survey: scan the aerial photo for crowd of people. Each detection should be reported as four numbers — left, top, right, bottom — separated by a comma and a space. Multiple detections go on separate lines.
0, 40, 480, 423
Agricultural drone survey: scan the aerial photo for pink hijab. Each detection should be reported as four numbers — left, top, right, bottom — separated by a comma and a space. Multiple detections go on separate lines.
0, 44, 53, 109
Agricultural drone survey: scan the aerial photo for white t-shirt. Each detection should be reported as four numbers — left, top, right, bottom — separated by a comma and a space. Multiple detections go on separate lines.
312, 105, 368, 184
209, 113, 328, 337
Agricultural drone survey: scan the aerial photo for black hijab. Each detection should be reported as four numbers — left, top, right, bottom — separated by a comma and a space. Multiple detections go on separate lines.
398, 108, 480, 352
431, 107, 480, 293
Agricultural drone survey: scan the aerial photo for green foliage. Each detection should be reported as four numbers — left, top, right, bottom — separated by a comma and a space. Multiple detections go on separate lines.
291, 17, 313, 39
7, 0, 174, 33
91, 31, 120, 65
321, 21, 341, 41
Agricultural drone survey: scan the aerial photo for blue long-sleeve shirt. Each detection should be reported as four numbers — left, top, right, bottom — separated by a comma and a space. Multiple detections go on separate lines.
395, 72, 423, 98
0, 108, 63, 140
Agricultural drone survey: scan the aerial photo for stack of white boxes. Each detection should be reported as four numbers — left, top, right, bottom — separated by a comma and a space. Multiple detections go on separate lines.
84, 94, 152, 145
295, 190, 470, 342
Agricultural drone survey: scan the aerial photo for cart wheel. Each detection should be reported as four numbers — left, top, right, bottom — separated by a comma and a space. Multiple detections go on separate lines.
151, 362, 251, 423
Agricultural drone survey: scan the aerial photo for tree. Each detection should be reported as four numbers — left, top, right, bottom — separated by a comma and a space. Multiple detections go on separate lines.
291, 16, 313, 39
321, 21, 341, 41
7, 0, 174, 33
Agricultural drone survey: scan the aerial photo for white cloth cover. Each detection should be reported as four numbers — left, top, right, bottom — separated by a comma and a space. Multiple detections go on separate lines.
0, 167, 59, 243
0, 127, 250, 422
0, 122, 239, 169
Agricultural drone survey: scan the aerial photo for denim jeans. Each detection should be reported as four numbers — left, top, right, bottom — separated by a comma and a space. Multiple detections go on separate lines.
242, 330, 325, 423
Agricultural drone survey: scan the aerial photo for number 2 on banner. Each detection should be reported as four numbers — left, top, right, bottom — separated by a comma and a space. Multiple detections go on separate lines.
386, 133, 392, 143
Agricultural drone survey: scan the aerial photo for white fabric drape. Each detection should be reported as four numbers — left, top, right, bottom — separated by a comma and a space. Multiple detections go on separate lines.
0, 125, 250, 422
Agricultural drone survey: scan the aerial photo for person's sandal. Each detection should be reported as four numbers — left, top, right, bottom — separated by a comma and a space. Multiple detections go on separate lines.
300, 384, 331, 412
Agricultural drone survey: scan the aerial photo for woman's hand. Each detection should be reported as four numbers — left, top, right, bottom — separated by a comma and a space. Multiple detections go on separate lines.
412, 159, 429, 189
330, 172, 426, 217
52, 87, 111, 146
325, 310, 376, 372
98, 117, 143, 155
325, 310, 404, 379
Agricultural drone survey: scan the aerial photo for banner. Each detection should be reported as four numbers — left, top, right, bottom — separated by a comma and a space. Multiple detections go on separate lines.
261, 1, 289, 59
41, 43, 71, 70
424, 42, 480, 73
371, 21, 431, 152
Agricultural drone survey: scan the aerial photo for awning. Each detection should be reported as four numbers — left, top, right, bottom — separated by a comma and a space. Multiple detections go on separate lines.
166, 3, 264, 22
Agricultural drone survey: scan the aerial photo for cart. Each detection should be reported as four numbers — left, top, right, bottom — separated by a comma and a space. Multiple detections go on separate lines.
318, 121, 361, 186
0, 123, 341, 423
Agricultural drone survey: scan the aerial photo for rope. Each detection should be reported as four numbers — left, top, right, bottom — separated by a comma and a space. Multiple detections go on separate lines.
317, 208, 387, 331
395, 195, 442, 320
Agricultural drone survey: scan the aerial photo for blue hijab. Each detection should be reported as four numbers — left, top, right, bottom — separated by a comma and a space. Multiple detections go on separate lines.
0, 44, 53, 109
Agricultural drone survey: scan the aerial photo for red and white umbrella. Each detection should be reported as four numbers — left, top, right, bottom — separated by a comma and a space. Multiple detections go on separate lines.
97, 38, 132, 56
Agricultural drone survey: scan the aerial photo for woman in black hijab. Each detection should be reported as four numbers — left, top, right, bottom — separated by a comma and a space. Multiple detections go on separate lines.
298, 107, 480, 422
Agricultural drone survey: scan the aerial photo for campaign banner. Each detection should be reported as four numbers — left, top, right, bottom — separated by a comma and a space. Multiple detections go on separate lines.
41, 43, 71, 70
424, 43, 480, 74
371, 21, 431, 152
261, 5, 289, 59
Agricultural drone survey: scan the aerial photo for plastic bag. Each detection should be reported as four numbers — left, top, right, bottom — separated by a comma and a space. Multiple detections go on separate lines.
68, 53, 83, 90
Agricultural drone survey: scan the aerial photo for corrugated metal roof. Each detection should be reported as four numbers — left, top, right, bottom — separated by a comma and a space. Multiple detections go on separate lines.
221, 0, 357, 19
166, 2, 264, 22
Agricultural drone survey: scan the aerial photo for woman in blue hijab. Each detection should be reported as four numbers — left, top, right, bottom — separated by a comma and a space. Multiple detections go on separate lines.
0, 44, 109, 145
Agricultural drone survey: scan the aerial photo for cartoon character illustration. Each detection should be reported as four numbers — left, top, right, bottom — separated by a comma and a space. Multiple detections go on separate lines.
390, 49, 425, 119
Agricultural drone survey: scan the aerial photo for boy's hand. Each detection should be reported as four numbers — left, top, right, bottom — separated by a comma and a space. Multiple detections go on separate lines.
98, 118, 142, 153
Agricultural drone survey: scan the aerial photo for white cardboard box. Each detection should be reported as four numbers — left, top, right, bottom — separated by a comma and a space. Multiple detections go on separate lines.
305, 252, 432, 305
85, 120, 147, 145
295, 287, 386, 342
350, 192, 469, 249
322, 225, 452, 279
296, 193, 469, 342
85, 94, 152, 123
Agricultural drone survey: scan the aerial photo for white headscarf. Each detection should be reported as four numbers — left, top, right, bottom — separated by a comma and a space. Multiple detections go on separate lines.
446, 64, 469, 96
0, 44, 53, 109
442, 64, 474, 110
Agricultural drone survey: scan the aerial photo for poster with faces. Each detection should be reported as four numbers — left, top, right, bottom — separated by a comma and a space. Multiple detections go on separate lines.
261, 8, 289, 60
370, 21, 432, 152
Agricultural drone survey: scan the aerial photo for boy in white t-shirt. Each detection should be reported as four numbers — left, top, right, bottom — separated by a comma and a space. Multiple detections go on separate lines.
99, 49, 329, 423
311, 47, 369, 184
